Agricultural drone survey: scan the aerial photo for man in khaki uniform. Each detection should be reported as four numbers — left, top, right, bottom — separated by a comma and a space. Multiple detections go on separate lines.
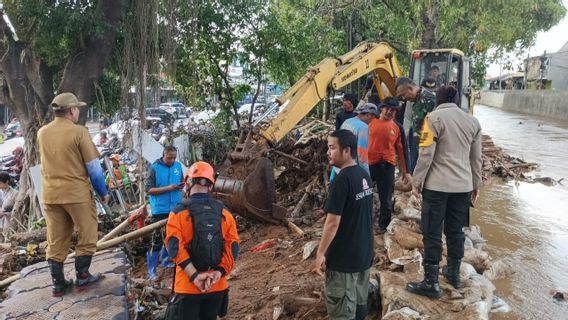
38, 93, 110, 297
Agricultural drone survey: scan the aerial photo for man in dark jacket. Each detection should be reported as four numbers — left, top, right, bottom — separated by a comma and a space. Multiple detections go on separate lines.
335, 93, 358, 130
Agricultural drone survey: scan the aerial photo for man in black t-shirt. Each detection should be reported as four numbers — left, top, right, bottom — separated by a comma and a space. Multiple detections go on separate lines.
313, 129, 374, 320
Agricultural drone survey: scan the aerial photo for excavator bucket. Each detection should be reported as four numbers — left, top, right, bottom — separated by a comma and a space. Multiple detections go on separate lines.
214, 157, 287, 223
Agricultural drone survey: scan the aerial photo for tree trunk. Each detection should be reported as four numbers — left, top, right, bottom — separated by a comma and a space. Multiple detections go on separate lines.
0, 1, 131, 235
0, 14, 52, 234
420, 0, 440, 49
58, 0, 131, 125
248, 62, 263, 124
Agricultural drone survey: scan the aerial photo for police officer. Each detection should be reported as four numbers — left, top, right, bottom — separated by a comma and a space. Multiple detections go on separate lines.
406, 85, 482, 298
38, 93, 109, 297
164, 161, 240, 319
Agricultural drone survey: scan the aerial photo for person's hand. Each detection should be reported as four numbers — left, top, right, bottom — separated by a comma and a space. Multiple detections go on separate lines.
312, 253, 326, 277
471, 189, 479, 207
192, 272, 212, 292
210, 270, 222, 285
168, 184, 179, 191
101, 194, 110, 204
402, 173, 412, 185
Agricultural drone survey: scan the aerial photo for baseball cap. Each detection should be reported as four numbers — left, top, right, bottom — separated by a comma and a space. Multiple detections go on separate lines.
354, 103, 379, 116
50, 93, 87, 111
380, 97, 401, 110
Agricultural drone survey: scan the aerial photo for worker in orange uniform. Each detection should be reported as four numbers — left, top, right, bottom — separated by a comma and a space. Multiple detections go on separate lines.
368, 97, 411, 234
164, 161, 240, 320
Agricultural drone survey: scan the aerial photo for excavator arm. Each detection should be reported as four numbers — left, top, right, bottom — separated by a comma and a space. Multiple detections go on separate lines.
260, 41, 402, 144
216, 42, 403, 224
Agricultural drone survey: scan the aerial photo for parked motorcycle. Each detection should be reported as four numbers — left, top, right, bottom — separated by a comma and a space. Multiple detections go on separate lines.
0, 155, 20, 184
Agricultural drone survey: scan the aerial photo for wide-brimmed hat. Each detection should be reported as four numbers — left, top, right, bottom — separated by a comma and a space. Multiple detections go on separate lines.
50, 93, 87, 111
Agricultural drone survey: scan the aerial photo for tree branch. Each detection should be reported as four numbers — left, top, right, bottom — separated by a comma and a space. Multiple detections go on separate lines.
58, 0, 130, 124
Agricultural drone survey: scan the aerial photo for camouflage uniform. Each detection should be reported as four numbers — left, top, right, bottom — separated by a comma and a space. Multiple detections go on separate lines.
411, 88, 436, 135
407, 87, 436, 173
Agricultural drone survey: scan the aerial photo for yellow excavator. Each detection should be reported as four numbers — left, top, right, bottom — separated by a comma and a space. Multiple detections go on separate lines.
212, 41, 473, 223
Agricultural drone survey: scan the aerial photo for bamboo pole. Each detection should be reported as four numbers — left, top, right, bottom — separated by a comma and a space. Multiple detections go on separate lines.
98, 203, 147, 244
285, 220, 305, 237
0, 274, 20, 289
97, 219, 167, 251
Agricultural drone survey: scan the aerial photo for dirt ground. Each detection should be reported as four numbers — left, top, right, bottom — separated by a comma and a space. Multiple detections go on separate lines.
125, 215, 388, 320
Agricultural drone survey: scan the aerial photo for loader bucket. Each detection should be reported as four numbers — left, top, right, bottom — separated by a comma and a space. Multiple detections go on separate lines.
213, 157, 287, 223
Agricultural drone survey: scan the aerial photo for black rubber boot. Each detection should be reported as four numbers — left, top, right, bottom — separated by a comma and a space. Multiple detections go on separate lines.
443, 258, 462, 289
75, 255, 103, 288
49, 259, 73, 297
406, 264, 442, 298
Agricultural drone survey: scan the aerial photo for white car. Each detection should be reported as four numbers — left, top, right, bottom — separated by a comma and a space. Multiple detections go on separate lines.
159, 102, 187, 119
238, 103, 266, 115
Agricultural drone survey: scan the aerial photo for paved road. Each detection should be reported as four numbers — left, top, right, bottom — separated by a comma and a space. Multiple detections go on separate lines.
0, 250, 129, 319
0, 122, 100, 157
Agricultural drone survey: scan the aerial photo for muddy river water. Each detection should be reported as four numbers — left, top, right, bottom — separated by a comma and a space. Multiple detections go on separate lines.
472, 105, 568, 319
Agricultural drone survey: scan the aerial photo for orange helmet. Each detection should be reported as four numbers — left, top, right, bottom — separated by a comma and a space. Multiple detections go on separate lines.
185, 161, 215, 186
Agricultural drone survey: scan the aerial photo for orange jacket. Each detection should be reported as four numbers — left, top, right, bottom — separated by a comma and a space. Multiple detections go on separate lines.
165, 193, 239, 295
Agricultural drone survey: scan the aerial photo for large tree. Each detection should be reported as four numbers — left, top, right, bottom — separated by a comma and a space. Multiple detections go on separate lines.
258, 0, 566, 87
0, 0, 130, 233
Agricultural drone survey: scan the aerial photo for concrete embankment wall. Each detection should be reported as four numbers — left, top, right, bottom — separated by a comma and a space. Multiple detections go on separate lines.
479, 90, 568, 120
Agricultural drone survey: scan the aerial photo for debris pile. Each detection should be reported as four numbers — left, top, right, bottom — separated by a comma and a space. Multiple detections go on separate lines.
481, 134, 537, 179
1, 120, 538, 318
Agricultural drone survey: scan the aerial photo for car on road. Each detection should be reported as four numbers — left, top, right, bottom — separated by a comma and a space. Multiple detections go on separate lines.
146, 107, 175, 124
159, 102, 187, 119
4, 121, 22, 140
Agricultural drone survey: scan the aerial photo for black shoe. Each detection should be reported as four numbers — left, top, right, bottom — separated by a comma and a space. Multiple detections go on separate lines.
443, 258, 462, 289
49, 259, 73, 297
406, 264, 442, 298
75, 255, 103, 288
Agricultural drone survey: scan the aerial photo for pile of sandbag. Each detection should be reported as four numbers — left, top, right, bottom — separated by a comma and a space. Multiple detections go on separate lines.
375, 190, 513, 319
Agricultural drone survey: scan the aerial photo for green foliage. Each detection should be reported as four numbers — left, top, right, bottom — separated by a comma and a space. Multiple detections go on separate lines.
93, 69, 122, 114
261, 0, 566, 87
4, 0, 111, 68
233, 84, 253, 105
175, 1, 259, 109
263, 1, 344, 86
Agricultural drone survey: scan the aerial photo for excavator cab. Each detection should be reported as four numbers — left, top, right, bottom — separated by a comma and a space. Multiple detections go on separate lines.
409, 49, 473, 113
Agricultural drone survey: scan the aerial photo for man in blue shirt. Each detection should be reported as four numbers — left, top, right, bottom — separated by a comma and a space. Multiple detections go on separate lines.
145, 146, 184, 280
330, 103, 378, 181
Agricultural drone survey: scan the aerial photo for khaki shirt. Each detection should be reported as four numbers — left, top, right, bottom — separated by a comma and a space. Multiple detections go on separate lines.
412, 103, 482, 193
38, 117, 100, 204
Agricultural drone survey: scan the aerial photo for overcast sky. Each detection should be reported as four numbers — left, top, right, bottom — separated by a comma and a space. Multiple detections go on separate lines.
487, 0, 568, 77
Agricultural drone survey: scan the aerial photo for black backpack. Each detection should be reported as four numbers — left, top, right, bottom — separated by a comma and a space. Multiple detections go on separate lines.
186, 199, 224, 272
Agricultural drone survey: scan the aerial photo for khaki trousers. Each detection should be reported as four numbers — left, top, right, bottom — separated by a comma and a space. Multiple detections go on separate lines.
43, 200, 98, 262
